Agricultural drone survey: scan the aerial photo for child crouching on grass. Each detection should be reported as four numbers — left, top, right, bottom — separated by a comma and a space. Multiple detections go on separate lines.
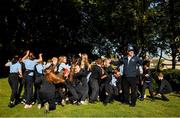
155, 72, 172, 101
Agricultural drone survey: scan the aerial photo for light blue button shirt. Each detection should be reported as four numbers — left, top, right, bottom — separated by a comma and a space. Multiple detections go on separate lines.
35, 64, 44, 74
23, 59, 38, 70
23, 59, 38, 76
58, 63, 70, 72
9, 62, 21, 73
110, 75, 117, 86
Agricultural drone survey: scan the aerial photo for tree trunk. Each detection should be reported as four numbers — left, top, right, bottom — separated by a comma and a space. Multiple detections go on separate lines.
169, 0, 176, 69
157, 48, 163, 71
171, 44, 176, 69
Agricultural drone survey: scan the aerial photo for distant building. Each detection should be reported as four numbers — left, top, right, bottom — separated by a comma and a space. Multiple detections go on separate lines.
162, 60, 180, 69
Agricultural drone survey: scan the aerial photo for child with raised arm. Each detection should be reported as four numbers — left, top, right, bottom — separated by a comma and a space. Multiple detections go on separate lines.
5, 55, 23, 108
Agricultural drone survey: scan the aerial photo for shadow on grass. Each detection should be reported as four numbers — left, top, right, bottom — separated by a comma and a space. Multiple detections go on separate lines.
145, 95, 163, 101
169, 93, 180, 97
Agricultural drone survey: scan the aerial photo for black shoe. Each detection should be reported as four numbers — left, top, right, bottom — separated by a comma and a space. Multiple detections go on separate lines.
129, 103, 136, 107
58, 103, 65, 107
122, 101, 129, 105
89, 100, 95, 104
151, 98, 155, 102
162, 97, 169, 101
162, 95, 169, 101
15, 99, 21, 105
139, 98, 144, 101
8, 103, 15, 108
103, 101, 108, 106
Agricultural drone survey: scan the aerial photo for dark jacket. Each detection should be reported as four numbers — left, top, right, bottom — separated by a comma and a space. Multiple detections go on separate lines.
36, 77, 56, 99
143, 67, 152, 82
158, 79, 172, 94
90, 64, 102, 80
123, 56, 142, 77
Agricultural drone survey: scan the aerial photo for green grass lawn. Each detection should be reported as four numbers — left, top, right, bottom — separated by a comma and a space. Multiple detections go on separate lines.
0, 78, 180, 117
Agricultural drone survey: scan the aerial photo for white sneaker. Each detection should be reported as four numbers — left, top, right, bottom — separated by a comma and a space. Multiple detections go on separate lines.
31, 101, 35, 105
44, 102, 49, 113
38, 104, 41, 109
80, 101, 87, 105
61, 99, 65, 105
24, 104, 32, 109
24, 104, 29, 109
28, 104, 32, 108
144, 94, 147, 98
105, 92, 109, 95
157, 93, 162, 97
65, 97, 69, 102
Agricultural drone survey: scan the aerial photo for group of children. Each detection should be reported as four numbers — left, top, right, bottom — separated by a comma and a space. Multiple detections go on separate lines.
5, 50, 172, 112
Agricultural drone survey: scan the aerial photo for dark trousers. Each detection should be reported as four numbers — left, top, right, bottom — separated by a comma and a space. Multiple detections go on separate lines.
141, 81, 154, 99
65, 82, 80, 102
99, 82, 106, 102
116, 77, 123, 102
123, 77, 138, 105
17, 77, 24, 100
65, 81, 88, 102
39, 91, 56, 110
8, 73, 19, 102
55, 83, 66, 103
105, 84, 118, 103
89, 78, 99, 101
74, 82, 89, 101
34, 75, 43, 103
21, 79, 27, 100
24, 75, 34, 105
80, 77, 89, 101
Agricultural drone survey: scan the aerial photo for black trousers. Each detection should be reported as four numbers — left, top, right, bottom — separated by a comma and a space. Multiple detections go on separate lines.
55, 83, 66, 103
123, 77, 138, 105
89, 78, 99, 101
65, 82, 80, 102
8, 73, 19, 102
141, 81, 154, 99
34, 75, 43, 103
105, 84, 118, 103
99, 81, 107, 102
81, 78, 89, 101
72, 82, 89, 101
17, 77, 24, 100
39, 91, 56, 110
24, 75, 34, 105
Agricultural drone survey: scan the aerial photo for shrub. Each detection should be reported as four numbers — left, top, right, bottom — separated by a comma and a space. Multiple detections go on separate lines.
163, 69, 180, 92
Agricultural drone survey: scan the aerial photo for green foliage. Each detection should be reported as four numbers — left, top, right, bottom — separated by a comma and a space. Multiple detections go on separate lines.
163, 69, 180, 84
163, 69, 180, 91
0, 0, 180, 70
